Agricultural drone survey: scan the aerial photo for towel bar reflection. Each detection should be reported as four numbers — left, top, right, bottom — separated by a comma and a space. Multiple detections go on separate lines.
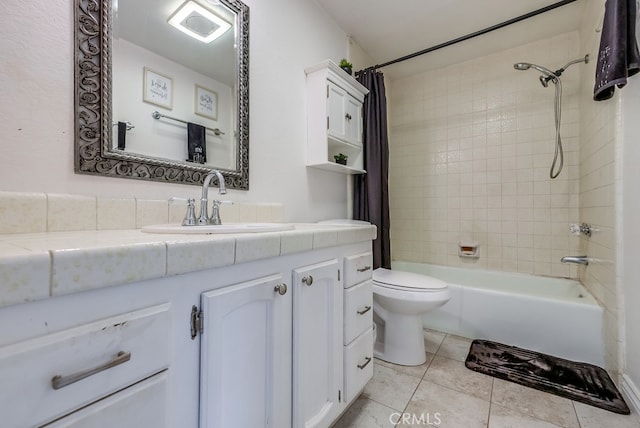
112, 121, 135, 131
151, 111, 225, 136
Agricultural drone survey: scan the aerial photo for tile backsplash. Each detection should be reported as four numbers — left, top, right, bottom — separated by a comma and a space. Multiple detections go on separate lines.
0, 191, 285, 234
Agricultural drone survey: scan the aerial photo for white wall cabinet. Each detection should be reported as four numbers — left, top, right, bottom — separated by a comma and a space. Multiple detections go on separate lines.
305, 60, 369, 174
199, 274, 292, 428
292, 259, 342, 428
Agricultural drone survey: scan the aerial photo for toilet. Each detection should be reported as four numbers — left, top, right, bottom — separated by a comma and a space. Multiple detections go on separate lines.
373, 268, 450, 366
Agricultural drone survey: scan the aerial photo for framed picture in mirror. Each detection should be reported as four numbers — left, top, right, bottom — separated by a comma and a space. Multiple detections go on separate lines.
143, 67, 173, 110
195, 84, 218, 120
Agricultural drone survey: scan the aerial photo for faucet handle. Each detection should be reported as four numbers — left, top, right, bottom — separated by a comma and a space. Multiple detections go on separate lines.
212, 200, 234, 207
182, 198, 197, 226
210, 200, 233, 225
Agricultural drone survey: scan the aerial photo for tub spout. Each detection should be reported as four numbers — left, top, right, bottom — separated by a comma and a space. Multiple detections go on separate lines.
561, 255, 589, 266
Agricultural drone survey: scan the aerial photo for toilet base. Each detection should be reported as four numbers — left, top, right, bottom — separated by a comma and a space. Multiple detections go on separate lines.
373, 314, 426, 366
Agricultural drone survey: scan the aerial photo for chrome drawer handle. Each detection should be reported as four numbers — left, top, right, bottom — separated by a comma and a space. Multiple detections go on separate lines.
357, 305, 372, 315
357, 266, 371, 273
51, 351, 131, 390
274, 283, 287, 295
357, 357, 372, 370
302, 275, 313, 286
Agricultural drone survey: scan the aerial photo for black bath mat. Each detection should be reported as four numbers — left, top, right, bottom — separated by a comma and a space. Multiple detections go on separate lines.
465, 339, 630, 415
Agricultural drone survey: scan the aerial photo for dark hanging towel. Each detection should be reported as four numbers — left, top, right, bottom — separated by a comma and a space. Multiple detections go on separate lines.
117, 121, 127, 150
594, 0, 640, 101
186, 122, 207, 164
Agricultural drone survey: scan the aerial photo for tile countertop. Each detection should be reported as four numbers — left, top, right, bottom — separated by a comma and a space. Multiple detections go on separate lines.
0, 223, 377, 308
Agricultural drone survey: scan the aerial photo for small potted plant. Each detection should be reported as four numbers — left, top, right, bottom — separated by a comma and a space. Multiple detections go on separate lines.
339, 59, 353, 76
334, 153, 348, 165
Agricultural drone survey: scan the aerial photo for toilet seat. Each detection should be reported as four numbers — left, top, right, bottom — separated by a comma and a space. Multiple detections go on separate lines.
373, 268, 447, 292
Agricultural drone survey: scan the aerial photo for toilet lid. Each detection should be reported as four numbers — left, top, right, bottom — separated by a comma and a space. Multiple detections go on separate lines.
373, 268, 448, 291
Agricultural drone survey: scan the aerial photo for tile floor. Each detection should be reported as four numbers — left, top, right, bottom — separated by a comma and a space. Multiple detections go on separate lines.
333, 330, 640, 428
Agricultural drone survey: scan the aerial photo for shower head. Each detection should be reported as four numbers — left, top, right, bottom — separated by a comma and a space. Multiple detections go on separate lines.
513, 62, 558, 87
513, 62, 557, 77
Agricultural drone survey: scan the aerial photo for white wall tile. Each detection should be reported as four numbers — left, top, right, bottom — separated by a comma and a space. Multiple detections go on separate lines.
0, 191, 46, 234
97, 198, 136, 230
135, 199, 169, 228
48, 193, 96, 232
389, 32, 580, 276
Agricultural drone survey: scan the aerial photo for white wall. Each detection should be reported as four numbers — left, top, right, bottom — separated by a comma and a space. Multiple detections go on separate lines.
622, 69, 640, 405
0, 0, 351, 222
622, 7, 640, 405
388, 32, 581, 277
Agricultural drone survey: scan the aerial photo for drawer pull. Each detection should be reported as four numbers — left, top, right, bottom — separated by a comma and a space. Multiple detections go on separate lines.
357, 266, 371, 273
302, 275, 313, 286
51, 351, 131, 390
357, 357, 372, 370
357, 305, 372, 315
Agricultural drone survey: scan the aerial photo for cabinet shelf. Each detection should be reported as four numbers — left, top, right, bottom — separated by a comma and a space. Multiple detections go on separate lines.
307, 162, 366, 175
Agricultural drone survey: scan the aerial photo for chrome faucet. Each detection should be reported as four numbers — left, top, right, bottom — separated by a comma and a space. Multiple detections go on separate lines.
560, 255, 589, 266
198, 170, 227, 225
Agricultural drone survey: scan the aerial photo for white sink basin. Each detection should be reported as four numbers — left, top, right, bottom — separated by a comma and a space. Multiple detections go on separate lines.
141, 223, 294, 234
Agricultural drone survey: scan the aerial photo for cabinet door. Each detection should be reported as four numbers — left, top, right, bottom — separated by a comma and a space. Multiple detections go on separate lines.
327, 82, 347, 140
293, 259, 342, 428
344, 94, 362, 146
199, 274, 292, 428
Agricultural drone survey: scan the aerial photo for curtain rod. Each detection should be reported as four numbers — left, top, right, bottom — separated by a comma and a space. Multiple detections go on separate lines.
361, 0, 577, 72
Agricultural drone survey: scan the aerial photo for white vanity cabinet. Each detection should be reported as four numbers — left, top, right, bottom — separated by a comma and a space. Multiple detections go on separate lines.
305, 60, 369, 174
199, 274, 292, 428
0, 231, 375, 428
292, 259, 343, 428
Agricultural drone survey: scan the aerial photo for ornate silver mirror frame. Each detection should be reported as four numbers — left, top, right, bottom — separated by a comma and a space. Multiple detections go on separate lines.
74, 0, 250, 189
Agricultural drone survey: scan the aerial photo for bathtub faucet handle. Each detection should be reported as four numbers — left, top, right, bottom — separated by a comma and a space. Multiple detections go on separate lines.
569, 223, 592, 237
561, 255, 589, 265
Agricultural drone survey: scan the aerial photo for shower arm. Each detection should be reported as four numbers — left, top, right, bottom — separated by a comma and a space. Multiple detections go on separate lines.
539, 55, 589, 86
553, 54, 590, 77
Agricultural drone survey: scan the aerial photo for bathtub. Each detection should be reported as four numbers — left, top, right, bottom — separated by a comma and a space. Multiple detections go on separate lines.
392, 261, 605, 366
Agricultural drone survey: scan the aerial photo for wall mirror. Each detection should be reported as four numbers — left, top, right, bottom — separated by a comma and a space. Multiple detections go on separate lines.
74, 0, 249, 189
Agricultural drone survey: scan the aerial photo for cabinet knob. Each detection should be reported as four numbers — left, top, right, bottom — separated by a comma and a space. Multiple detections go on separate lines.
345, 113, 352, 121
274, 283, 288, 295
302, 275, 314, 286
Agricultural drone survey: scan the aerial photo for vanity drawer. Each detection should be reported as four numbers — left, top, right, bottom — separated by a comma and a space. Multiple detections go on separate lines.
343, 251, 373, 288
0, 303, 171, 428
343, 280, 373, 345
343, 327, 374, 404
43, 370, 169, 427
